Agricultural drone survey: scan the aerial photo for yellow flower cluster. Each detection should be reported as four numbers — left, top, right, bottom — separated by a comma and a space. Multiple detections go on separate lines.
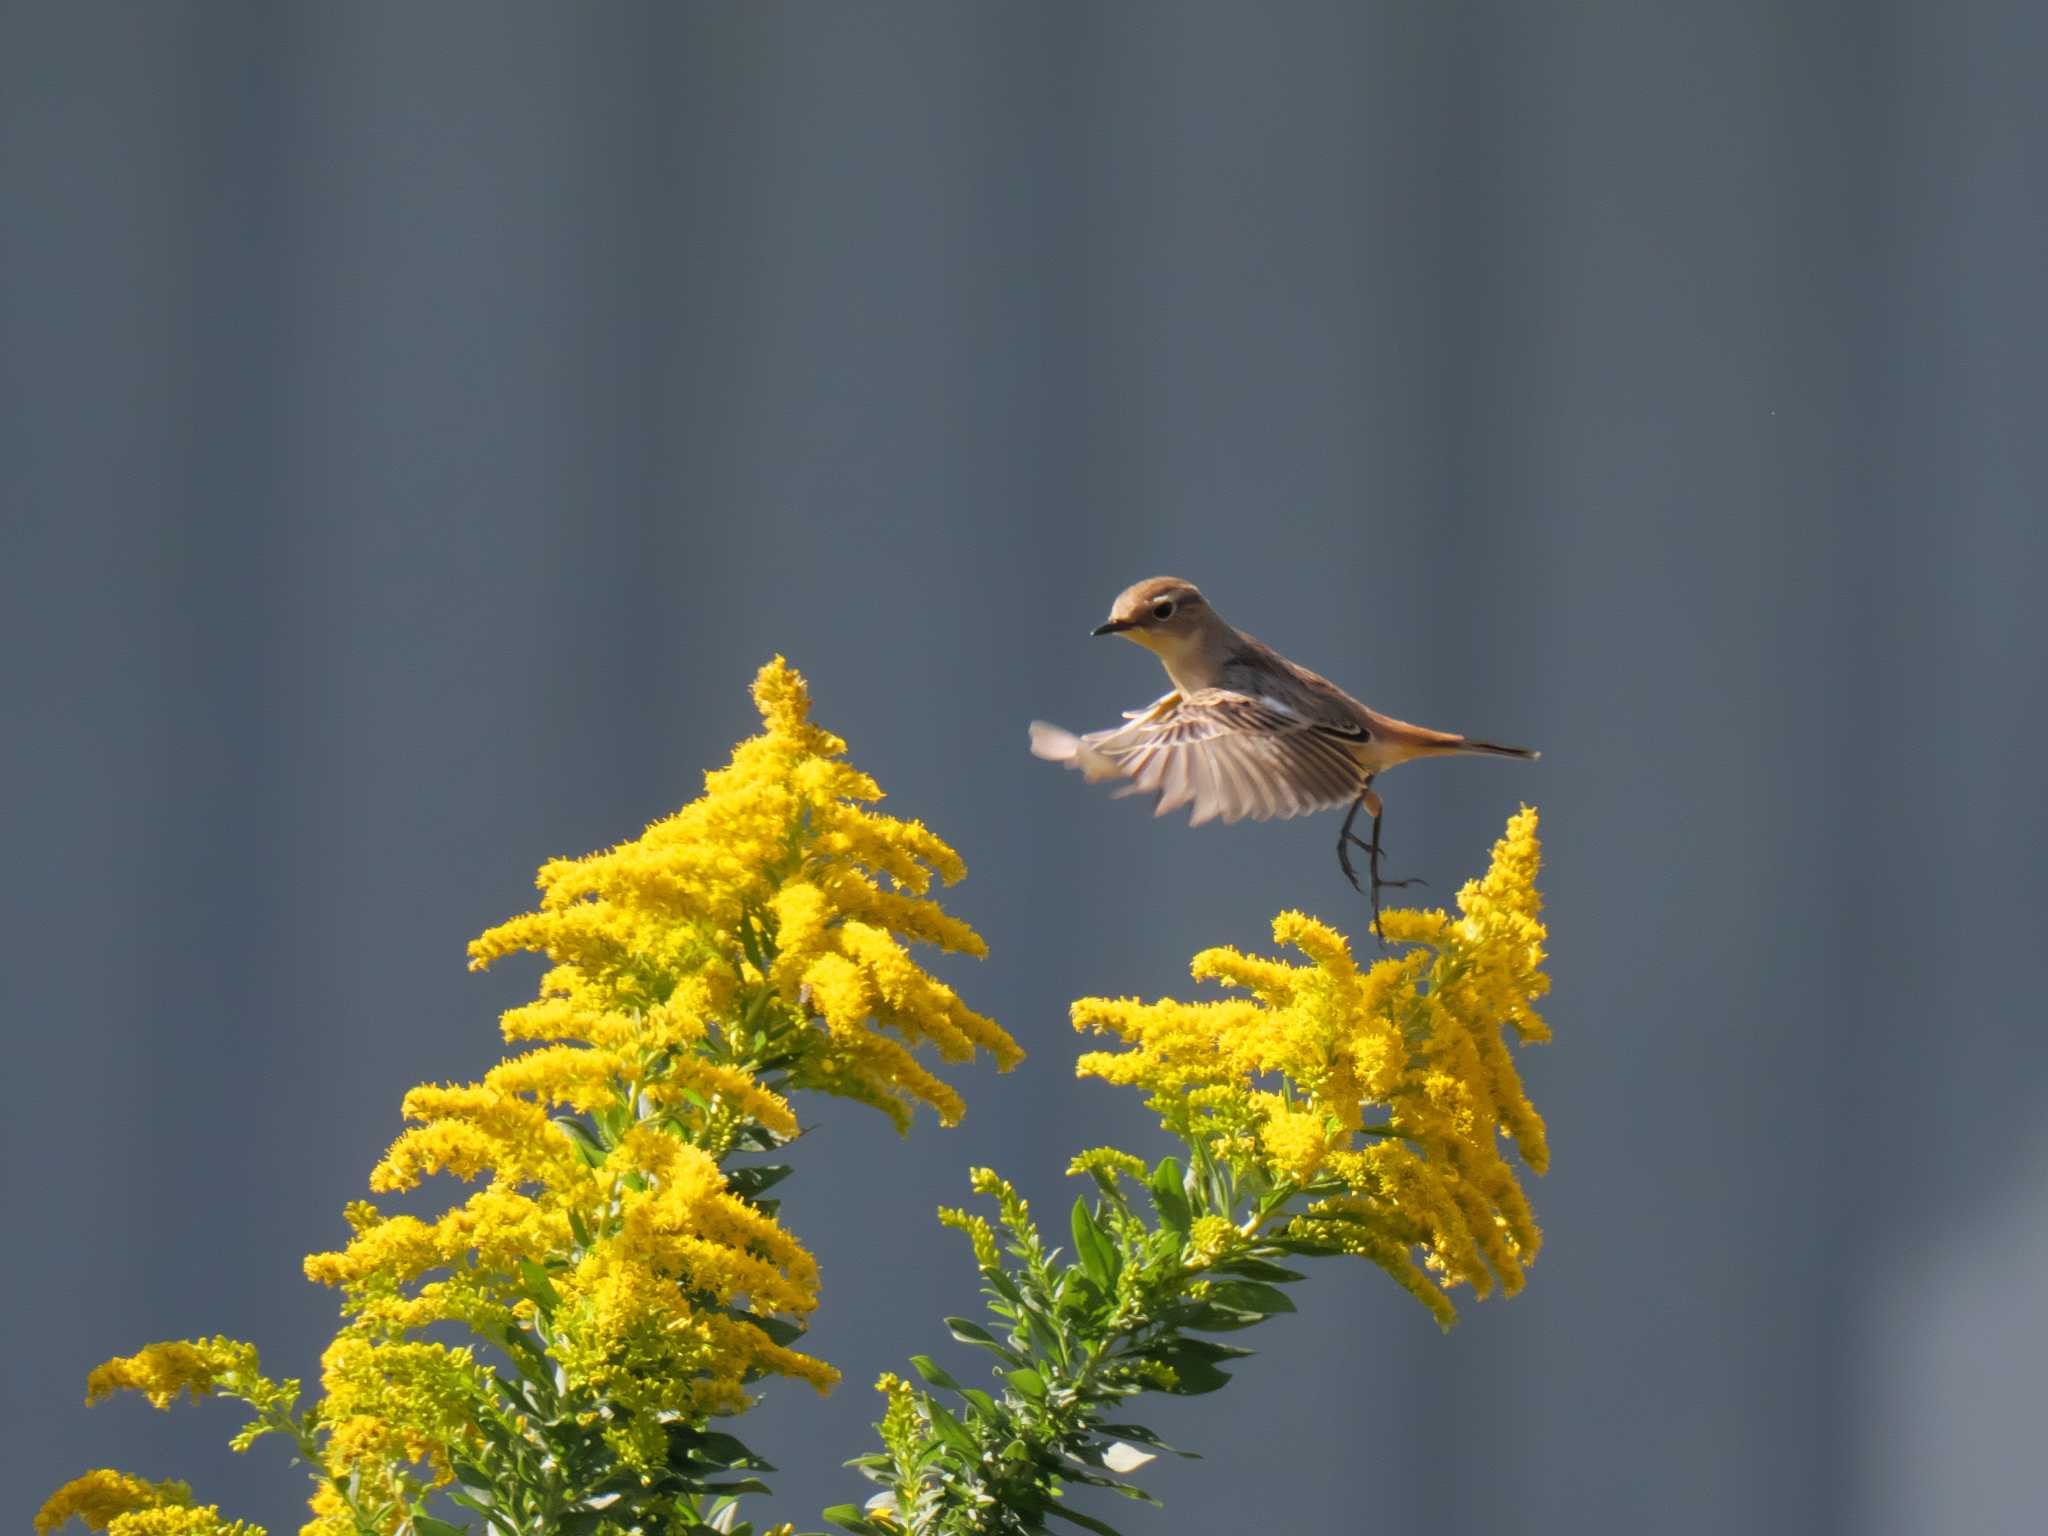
76, 1340, 298, 1460
35, 1472, 261, 1536
85, 1339, 262, 1411
1073, 807, 1551, 1326
1066, 1147, 1150, 1183
874, 1370, 922, 1464
314, 1334, 484, 1484
466, 656, 1021, 1131
936, 1206, 1001, 1272
541, 1127, 840, 1468
302, 1074, 837, 1487
101, 1514, 262, 1536
292, 660, 1017, 1506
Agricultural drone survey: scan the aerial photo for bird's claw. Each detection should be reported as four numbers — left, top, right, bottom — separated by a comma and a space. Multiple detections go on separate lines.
1335, 787, 1427, 943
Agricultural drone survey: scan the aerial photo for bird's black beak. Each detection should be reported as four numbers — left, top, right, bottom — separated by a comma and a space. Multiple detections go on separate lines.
1091, 619, 1133, 636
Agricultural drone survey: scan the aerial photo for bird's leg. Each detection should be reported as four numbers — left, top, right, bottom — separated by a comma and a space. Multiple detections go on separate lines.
1336, 781, 1395, 893
1336, 790, 1372, 893
1336, 781, 1425, 939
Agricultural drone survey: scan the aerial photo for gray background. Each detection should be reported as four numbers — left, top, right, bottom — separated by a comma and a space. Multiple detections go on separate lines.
5, 3, 2046, 1532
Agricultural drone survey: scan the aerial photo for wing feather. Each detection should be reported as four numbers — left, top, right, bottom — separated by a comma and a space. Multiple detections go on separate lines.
1187, 745, 1223, 828
1030, 691, 1367, 825
1155, 747, 1191, 818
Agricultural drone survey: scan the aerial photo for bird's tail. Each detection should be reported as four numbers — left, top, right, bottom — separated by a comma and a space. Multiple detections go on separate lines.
1028, 720, 1127, 782
1454, 737, 1540, 761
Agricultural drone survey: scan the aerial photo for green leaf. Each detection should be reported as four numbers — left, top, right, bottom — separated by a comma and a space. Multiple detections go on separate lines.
959, 1387, 1003, 1421
410, 1518, 469, 1536
1070, 1198, 1120, 1290
443, 1491, 520, 1536
1044, 1503, 1127, 1536
482, 1318, 549, 1371
1094, 1423, 1200, 1459
1212, 1258, 1308, 1283
908, 1354, 961, 1391
1148, 1158, 1191, 1234
1081, 1164, 1126, 1203
1168, 1335, 1255, 1361
681, 1429, 775, 1471
945, 1316, 1025, 1366
553, 1116, 608, 1168
1060, 1466, 1161, 1503
737, 911, 768, 974
581, 1466, 659, 1507
1178, 1303, 1265, 1333
926, 1399, 981, 1460
1207, 1280, 1296, 1316
821, 1506, 887, 1535
517, 1259, 561, 1316
727, 1309, 806, 1348
1020, 1305, 1068, 1367
1156, 1356, 1233, 1394
725, 1163, 795, 1200
1006, 1367, 1048, 1400
1143, 1336, 1246, 1394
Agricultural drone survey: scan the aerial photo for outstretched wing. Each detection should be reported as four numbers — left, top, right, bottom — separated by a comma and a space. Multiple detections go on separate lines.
1029, 690, 1365, 826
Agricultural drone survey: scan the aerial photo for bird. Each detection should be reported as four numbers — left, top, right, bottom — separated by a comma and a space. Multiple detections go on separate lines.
1029, 576, 1538, 931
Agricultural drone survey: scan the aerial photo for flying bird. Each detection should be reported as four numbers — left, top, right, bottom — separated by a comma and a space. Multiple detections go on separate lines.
1029, 576, 1538, 931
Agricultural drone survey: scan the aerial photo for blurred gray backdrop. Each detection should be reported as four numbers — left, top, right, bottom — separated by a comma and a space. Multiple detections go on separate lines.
5, 3, 2046, 1532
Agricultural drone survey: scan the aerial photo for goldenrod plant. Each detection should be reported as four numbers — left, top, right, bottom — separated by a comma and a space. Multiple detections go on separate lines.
40, 663, 1550, 1536
836, 809, 1549, 1535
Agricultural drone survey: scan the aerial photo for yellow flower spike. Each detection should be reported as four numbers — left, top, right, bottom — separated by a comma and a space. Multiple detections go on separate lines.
835, 924, 976, 1059
750, 653, 831, 743
1066, 1147, 1149, 1183
816, 870, 989, 959
467, 658, 1013, 1144
1255, 1102, 1333, 1184
1267, 911, 1358, 982
1185, 1215, 1238, 1266
104, 1511, 263, 1536
1072, 808, 1553, 1326
1188, 945, 1302, 1005
875, 1371, 922, 1452
315, 1335, 483, 1483
966, 1167, 1010, 1199
482, 1045, 627, 1115
36, 1471, 192, 1536
938, 1206, 1002, 1270
767, 880, 835, 994
1374, 907, 1451, 948
641, 1059, 801, 1140
85, 1339, 263, 1410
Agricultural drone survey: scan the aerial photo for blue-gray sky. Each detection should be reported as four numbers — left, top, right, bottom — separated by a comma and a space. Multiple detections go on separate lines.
4, 4, 2046, 1532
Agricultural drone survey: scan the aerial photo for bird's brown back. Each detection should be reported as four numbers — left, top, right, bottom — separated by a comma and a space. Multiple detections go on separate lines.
1217, 630, 1472, 758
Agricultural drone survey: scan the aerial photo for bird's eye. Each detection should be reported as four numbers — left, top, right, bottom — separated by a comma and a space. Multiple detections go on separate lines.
1152, 600, 1176, 621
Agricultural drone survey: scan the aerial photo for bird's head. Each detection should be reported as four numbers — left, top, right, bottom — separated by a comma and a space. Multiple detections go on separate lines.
1092, 577, 1215, 655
